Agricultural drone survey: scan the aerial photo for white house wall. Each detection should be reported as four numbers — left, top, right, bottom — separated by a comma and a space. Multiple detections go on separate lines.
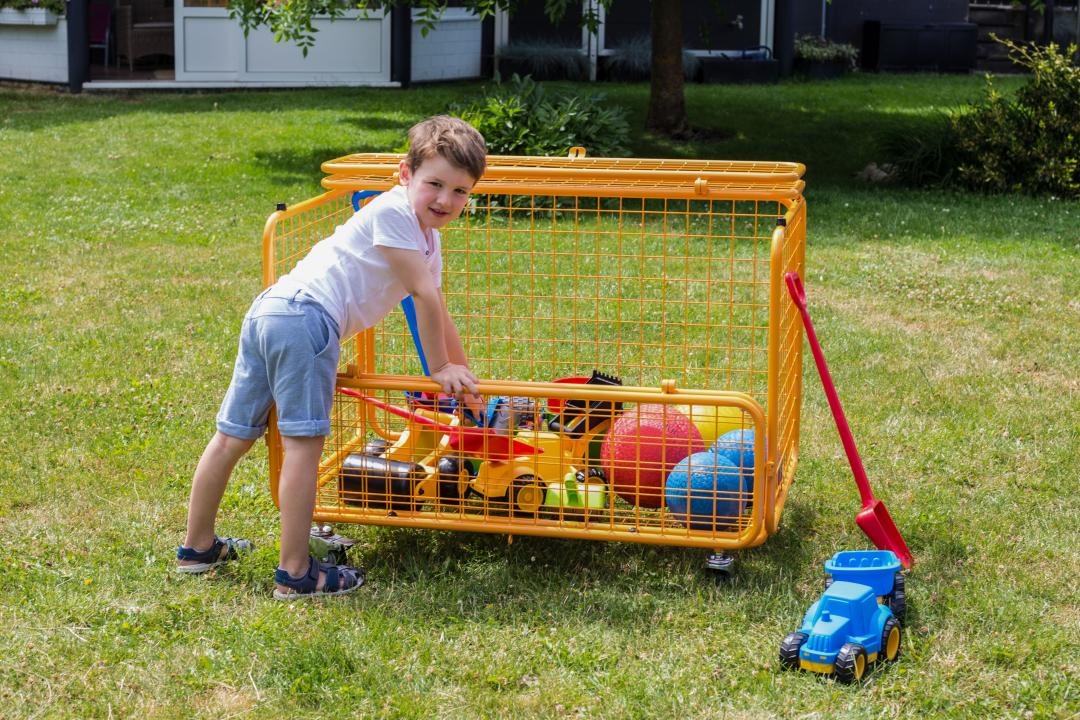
410, 8, 482, 82
0, 19, 68, 84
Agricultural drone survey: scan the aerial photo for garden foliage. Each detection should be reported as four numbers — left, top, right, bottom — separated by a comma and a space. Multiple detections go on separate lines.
950, 38, 1080, 197
451, 74, 631, 157
0, 0, 65, 12
793, 34, 859, 67
496, 41, 588, 81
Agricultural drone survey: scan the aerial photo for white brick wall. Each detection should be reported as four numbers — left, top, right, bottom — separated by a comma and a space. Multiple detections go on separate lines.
411, 9, 482, 82
0, 19, 68, 83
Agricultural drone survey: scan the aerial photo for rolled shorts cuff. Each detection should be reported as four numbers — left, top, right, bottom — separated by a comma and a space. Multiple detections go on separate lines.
275, 418, 331, 437
216, 417, 267, 441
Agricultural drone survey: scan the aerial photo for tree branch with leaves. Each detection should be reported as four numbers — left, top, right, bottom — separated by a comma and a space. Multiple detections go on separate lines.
226, 0, 692, 138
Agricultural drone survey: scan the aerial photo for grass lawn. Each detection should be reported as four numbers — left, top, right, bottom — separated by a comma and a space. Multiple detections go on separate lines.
1, 74, 1077, 719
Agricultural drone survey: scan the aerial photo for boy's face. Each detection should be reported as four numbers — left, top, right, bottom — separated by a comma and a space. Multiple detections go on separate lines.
399, 156, 476, 233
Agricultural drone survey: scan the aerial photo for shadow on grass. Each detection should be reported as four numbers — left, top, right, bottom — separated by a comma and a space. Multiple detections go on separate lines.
1, 77, 983, 194
250, 145, 387, 185
344, 499, 821, 629
0, 85, 465, 133
338, 113, 416, 134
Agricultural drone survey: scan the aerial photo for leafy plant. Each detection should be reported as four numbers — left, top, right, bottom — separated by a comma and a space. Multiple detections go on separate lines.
451, 74, 631, 157
793, 34, 859, 66
604, 35, 701, 81
878, 115, 960, 187
497, 40, 588, 81
0, 0, 65, 13
950, 37, 1080, 197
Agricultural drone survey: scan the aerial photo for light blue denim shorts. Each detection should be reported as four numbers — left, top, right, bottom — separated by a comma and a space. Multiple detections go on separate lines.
216, 286, 341, 439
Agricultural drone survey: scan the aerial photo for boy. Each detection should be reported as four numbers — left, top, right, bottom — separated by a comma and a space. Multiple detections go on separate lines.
177, 116, 486, 599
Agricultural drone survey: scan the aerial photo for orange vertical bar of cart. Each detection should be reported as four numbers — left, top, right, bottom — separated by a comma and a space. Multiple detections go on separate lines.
262, 204, 286, 508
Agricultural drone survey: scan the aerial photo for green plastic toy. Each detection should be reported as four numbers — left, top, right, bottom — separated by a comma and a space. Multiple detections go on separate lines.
543, 471, 608, 520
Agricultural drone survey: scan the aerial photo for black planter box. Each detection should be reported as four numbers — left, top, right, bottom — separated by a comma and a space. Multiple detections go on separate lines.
862, 21, 977, 73
700, 57, 779, 84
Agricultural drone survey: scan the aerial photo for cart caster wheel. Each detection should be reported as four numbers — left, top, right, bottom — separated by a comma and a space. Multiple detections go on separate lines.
705, 552, 734, 577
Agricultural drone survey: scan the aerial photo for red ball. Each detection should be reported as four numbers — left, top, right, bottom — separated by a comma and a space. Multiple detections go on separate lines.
601, 404, 705, 507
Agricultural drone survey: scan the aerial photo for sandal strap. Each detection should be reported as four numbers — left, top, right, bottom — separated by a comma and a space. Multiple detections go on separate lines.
324, 562, 364, 591
274, 555, 319, 593
220, 537, 251, 560
275, 556, 364, 594
176, 536, 225, 563
176, 536, 252, 563
323, 563, 341, 592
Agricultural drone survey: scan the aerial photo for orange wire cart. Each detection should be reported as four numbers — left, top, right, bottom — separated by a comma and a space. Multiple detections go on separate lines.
263, 152, 806, 574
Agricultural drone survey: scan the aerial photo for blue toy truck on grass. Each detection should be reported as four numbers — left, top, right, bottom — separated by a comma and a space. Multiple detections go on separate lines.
780, 550, 904, 682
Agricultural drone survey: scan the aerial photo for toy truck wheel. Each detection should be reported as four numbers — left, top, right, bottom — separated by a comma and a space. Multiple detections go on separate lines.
886, 573, 907, 622
834, 642, 868, 683
779, 632, 807, 671
510, 475, 546, 517
435, 456, 474, 505
880, 617, 901, 662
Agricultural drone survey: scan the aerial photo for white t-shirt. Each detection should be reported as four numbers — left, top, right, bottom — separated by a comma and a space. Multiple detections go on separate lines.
275, 185, 442, 339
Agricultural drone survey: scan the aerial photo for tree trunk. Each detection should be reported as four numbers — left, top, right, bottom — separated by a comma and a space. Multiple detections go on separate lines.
646, 0, 690, 138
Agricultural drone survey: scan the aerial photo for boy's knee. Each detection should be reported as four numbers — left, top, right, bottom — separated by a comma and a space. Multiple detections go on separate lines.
212, 431, 257, 457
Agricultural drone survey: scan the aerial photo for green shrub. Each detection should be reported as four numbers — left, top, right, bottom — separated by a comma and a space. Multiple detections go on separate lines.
497, 41, 587, 81
950, 38, 1080, 197
451, 74, 631, 157
793, 34, 859, 66
604, 35, 701, 81
878, 114, 960, 187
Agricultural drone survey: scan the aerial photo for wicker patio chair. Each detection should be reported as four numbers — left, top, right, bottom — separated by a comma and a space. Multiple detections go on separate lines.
115, 0, 174, 71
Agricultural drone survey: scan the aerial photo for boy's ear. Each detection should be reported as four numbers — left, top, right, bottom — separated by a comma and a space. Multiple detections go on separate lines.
398, 159, 411, 186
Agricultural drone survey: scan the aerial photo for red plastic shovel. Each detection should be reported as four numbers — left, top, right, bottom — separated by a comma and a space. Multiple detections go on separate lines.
785, 272, 914, 568
337, 387, 541, 461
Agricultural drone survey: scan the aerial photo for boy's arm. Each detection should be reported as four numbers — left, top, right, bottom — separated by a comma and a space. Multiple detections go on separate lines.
378, 246, 478, 397
439, 295, 484, 414
440, 294, 469, 367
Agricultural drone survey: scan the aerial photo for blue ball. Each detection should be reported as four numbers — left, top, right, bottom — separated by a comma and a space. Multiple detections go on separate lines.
665, 450, 749, 530
711, 429, 755, 478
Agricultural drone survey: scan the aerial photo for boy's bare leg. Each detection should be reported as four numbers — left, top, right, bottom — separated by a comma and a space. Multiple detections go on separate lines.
180, 431, 257, 565
275, 435, 335, 592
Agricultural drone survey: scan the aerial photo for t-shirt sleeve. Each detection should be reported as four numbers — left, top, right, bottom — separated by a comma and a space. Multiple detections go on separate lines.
371, 202, 422, 251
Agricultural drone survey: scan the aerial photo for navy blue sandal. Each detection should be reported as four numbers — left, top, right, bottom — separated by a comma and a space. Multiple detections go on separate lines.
176, 536, 252, 574
273, 555, 365, 600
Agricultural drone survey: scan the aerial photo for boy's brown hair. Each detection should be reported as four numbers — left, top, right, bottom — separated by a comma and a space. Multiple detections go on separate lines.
406, 115, 487, 182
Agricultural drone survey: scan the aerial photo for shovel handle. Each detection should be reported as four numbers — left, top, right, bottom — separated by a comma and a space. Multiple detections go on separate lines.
785, 272, 875, 507
785, 271, 807, 311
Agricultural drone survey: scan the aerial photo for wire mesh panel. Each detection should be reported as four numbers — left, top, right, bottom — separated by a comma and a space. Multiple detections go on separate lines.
316, 381, 766, 549
263, 161, 805, 551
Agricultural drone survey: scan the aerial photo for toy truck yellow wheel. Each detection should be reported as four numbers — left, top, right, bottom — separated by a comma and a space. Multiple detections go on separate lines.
510, 475, 546, 517
881, 617, 901, 662
834, 643, 867, 683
